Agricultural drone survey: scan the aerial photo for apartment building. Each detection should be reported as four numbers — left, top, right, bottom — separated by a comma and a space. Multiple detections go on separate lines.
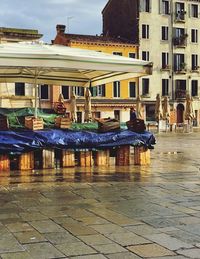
103, 0, 200, 125
49, 24, 139, 123
0, 27, 42, 108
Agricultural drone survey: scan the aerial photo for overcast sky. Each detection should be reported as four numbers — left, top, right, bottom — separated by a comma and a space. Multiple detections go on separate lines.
0, 0, 108, 43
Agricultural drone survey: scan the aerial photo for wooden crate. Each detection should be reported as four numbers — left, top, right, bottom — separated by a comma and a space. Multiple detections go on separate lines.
55, 116, 71, 129
134, 146, 150, 165
77, 150, 92, 167
19, 152, 34, 170
62, 150, 75, 167
116, 145, 130, 166
94, 150, 110, 166
0, 116, 9, 130
0, 155, 10, 171
25, 116, 44, 130
42, 149, 55, 169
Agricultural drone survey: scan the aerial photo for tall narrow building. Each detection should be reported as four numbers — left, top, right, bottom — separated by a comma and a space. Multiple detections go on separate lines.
103, 0, 200, 126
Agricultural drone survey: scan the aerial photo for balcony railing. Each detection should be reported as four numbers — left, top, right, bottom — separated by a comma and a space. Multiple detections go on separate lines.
173, 35, 187, 47
175, 89, 186, 99
161, 64, 171, 71
191, 66, 200, 72
174, 63, 187, 73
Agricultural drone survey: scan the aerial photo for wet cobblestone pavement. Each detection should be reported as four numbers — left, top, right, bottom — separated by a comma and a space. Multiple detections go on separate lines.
0, 133, 200, 258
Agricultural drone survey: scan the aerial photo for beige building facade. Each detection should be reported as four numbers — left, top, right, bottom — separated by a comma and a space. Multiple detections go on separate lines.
103, 0, 200, 126
0, 27, 42, 108
139, 0, 200, 125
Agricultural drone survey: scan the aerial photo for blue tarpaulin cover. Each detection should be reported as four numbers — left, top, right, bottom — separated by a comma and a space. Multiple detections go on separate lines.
0, 129, 156, 155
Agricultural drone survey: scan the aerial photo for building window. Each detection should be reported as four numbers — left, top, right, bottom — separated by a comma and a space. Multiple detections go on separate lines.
113, 81, 120, 97
161, 26, 169, 40
113, 52, 122, 56
174, 53, 185, 71
175, 2, 185, 21
91, 85, 105, 97
175, 80, 186, 99
191, 54, 198, 70
191, 80, 198, 96
162, 79, 169, 96
142, 24, 149, 39
142, 51, 150, 61
191, 4, 198, 18
61, 85, 69, 99
114, 110, 120, 121
73, 86, 84, 97
129, 53, 136, 58
191, 29, 198, 43
142, 78, 149, 95
140, 0, 151, 12
15, 83, 25, 96
39, 84, 49, 100
129, 82, 136, 98
162, 52, 169, 69
161, 0, 170, 15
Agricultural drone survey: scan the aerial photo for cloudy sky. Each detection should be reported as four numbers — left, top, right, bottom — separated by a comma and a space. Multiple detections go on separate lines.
0, 0, 108, 43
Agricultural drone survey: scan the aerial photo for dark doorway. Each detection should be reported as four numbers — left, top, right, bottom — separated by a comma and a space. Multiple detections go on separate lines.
77, 112, 82, 123
114, 110, 120, 121
177, 103, 184, 123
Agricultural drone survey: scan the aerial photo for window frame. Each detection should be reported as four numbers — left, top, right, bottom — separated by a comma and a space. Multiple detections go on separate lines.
15, 82, 25, 96
129, 81, 136, 98
113, 81, 121, 98
39, 84, 49, 100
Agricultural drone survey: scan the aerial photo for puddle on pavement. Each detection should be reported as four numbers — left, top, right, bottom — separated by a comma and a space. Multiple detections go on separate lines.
158, 151, 183, 155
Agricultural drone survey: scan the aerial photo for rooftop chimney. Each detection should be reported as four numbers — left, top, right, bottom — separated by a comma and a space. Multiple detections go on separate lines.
56, 24, 66, 34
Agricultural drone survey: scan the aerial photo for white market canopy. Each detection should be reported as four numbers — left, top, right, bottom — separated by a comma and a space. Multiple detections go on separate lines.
0, 42, 152, 87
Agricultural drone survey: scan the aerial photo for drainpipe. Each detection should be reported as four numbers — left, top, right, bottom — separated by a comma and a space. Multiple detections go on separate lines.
170, 0, 175, 102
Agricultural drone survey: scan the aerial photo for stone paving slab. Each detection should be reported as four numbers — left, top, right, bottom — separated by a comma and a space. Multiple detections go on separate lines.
44, 231, 79, 244
77, 234, 113, 246
177, 248, 200, 258
13, 230, 46, 244
145, 233, 193, 250
70, 255, 107, 259
29, 219, 65, 233
56, 241, 97, 257
0, 133, 200, 258
23, 242, 65, 258
1, 251, 33, 259
104, 232, 151, 246
127, 243, 176, 257
91, 243, 127, 254
106, 251, 144, 258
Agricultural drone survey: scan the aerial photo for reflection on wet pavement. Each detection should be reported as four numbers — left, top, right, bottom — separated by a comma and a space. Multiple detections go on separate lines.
0, 133, 199, 186
0, 133, 200, 258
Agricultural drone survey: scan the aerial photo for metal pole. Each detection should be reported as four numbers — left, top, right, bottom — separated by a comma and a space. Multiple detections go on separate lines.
170, 0, 174, 101
34, 76, 38, 118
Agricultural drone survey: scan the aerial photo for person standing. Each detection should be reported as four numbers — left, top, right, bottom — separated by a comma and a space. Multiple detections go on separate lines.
130, 107, 137, 121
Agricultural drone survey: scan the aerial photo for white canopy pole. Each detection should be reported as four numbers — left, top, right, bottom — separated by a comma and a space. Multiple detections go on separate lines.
34, 74, 38, 118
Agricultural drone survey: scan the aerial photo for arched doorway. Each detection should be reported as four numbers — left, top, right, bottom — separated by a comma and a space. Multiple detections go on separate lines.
176, 103, 184, 124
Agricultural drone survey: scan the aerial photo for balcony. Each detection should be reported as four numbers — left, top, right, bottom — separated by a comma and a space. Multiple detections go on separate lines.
191, 66, 200, 73
175, 89, 186, 100
161, 64, 171, 71
175, 10, 186, 22
173, 35, 187, 47
174, 63, 187, 74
